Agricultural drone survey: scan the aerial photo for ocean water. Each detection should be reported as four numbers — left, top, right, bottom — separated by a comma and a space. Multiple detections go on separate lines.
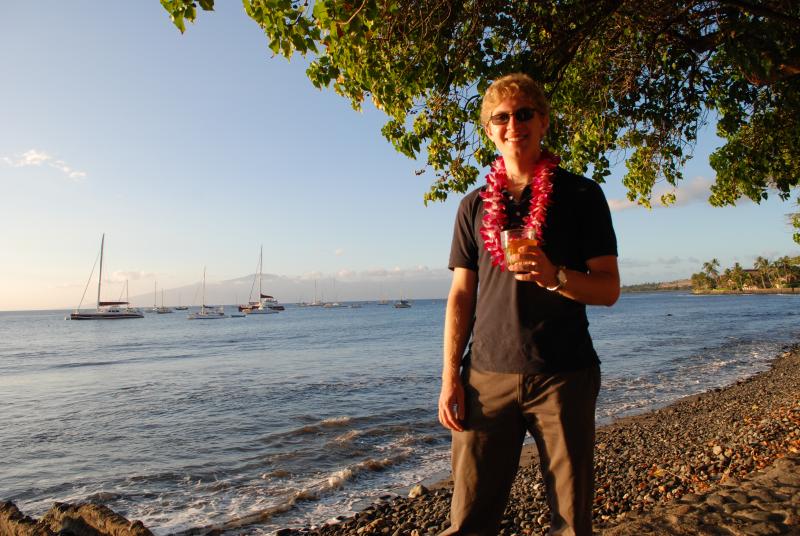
1, 293, 798, 534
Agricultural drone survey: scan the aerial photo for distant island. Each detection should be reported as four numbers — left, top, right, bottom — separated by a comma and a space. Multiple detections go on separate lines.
621, 280, 692, 293
690, 256, 799, 294
623, 254, 800, 294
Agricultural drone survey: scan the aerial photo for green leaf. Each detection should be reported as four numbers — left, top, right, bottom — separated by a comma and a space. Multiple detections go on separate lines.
158, 0, 800, 243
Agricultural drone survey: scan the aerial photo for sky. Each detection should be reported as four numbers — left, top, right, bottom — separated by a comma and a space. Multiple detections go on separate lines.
1, 2, 797, 311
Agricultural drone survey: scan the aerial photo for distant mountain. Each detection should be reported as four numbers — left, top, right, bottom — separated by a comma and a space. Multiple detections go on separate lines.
128, 270, 452, 307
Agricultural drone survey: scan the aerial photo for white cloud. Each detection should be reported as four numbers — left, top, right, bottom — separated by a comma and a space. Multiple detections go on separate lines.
620, 256, 699, 269
298, 271, 326, 280
1, 149, 87, 181
273, 266, 451, 283
656, 256, 687, 266
608, 198, 637, 212
334, 248, 345, 256
17, 149, 51, 167
363, 268, 389, 278
608, 175, 714, 212
108, 270, 157, 283
672, 176, 713, 206
618, 257, 654, 269
51, 159, 87, 180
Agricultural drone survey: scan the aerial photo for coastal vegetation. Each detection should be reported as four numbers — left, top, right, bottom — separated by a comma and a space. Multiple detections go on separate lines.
620, 280, 691, 293
691, 255, 800, 291
160, 0, 800, 243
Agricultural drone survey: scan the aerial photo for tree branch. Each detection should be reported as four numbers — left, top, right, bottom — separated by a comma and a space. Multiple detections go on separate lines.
717, 0, 800, 26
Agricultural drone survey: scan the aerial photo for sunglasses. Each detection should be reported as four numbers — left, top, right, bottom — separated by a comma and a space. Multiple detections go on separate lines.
488, 107, 537, 126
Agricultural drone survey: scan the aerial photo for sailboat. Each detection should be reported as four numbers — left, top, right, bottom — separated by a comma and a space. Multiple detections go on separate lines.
174, 293, 188, 311
394, 294, 412, 308
188, 267, 227, 319
300, 280, 325, 307
156, 288, 173, 314
70, 234, 144, 320
323, 278, 347, 308
239, 245, 280, 314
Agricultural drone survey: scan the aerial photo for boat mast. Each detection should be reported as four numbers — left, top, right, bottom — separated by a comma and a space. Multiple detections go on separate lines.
202, 266, 207, 312
259, 245, 263, 299
96, 233, 105, 309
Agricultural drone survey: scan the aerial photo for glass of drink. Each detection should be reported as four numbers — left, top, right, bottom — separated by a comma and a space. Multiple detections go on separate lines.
500, 228, 538, 273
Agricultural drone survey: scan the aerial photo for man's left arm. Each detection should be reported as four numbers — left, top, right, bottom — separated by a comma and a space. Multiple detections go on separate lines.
541, 255, 620, 306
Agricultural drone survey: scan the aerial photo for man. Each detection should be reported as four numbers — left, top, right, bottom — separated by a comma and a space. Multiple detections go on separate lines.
439, 73, 620, 536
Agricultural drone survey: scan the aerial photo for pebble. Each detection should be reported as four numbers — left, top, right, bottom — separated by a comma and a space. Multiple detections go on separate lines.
271, 345, 800, 536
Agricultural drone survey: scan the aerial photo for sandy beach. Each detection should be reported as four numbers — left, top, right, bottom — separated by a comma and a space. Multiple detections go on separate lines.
277, 343, 800, 536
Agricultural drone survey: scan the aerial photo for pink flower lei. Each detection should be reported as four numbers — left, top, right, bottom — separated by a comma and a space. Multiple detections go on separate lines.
479, 151, 560, 270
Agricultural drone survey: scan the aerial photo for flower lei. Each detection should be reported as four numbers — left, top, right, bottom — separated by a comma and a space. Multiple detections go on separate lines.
479, 151, 560, 270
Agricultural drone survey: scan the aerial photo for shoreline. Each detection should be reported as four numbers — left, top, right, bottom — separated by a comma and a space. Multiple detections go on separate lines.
279, 342, 800, 535
4, 343, 798, 535
691, 288, 799, 295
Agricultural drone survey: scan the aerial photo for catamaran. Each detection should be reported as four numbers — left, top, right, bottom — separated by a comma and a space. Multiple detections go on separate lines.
70, 234, 144, 320
239, 245, 281, 314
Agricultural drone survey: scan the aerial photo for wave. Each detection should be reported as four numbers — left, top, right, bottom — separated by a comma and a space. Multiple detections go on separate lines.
598, 337, 786, 422
154, 451, 416, 535
295, 416, 354, 435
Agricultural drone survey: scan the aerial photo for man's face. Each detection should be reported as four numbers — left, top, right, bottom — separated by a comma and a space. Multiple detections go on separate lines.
484, 95, 549, 163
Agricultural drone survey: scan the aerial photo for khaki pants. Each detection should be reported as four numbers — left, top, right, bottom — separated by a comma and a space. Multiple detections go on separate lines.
442, 365, 600, 536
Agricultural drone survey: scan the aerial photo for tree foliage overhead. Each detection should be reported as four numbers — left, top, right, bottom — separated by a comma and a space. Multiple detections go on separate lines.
161, 0, 800, 242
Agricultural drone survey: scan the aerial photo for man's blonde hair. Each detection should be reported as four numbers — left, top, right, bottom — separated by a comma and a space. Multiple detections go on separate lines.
480, 73, 550, 126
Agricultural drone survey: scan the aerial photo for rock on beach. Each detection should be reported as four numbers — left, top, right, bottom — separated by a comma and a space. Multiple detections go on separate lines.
0, 501, 153, 536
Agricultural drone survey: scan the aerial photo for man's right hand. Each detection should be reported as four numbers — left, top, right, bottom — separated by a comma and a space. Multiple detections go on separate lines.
438, 375, 465, 432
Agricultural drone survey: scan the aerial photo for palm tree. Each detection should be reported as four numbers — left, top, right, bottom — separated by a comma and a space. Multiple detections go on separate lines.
729, 263, 749, 291
753, 256, 772, 288
691, 272, 713, 291
702, 258, 720, 287
772, 256, 792, 288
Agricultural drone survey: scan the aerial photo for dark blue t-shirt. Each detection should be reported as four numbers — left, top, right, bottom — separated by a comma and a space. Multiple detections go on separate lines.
448, 167, 618, 374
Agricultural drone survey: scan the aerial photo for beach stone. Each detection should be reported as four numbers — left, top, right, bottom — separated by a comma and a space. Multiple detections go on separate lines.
0, 502, 52, 536
721, 502, 750, 514
733, 509, 781, 523
408, 485, 429, 499
744, 523, 788, 536
728, 491, 749, 504
0, 502, 153, 536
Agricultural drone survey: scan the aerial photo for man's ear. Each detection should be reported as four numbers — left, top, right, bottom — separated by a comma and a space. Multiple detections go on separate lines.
484, 122, 496, 142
